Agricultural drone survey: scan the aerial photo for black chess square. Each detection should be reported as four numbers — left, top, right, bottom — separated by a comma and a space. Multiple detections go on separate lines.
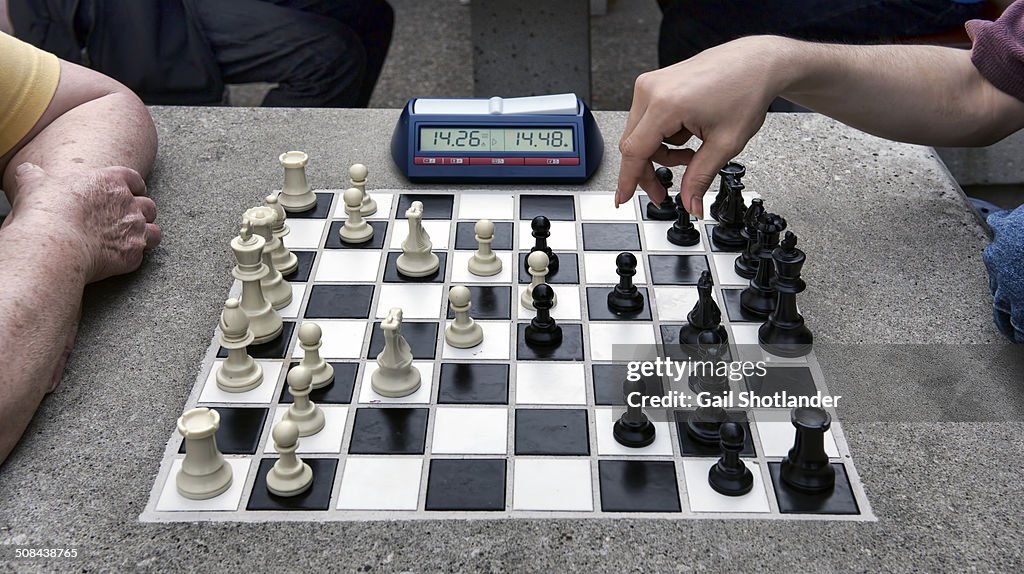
348, 408, 429, 455
383, 251, 447, 283
592, 364, 665, 406
673, 410, 756, 456
519, 195, 575, 220
586, 287, 652, 321
304, 285, 374, 319
514, 409, 589, 455
396, 194, 454, 219
425, 459, 506, 511
454, 221, 514, 250
598, 460, 681, 512
246, 458, 337, 511
721, 288, 764, 323
658, 325, 734, 363
282, 251, 316, 282
437, 363, 510, 404
446, 286, 511, 320
745, 367, 818, 399
517, 252, 579, 284
177, 407, 267, 455
647, 255, 710, 285
324, 220, 388, 249
367, 321, 438, 360
281, 362, 357, 404
516, 323, 584, 361
217, 321, 296, 359
638, 196, 696, 222
284, 192, 334, 219
581, 223, 642, 251
768, 462, 860, 515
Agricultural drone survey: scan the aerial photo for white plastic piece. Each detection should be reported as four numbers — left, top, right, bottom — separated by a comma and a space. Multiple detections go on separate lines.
245, 205, 292, 310
231, 223, 283, 344
371, 308, 421, 397
349, 163, 376, 216
298, 322, 334, 390
176, 408, 233, 500
263, 194, 299, 276
520, 250, 556, 310
266, 419, 313, 497
467, 219, 502, 277
339, 187, 374, 244
445, 285, 483, 348
283, 365, 326, 437
215, 298, 263, 393
413, 93, 578, 116
396, 201, 439, 277
277, 151, 317, 213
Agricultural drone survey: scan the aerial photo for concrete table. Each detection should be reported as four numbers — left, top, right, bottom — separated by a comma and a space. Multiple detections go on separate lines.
1, 108, 1022, 572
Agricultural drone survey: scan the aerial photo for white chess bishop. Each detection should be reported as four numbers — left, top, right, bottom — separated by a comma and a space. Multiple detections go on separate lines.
263, 194, 299, 276
468, 219, 502, 277
215, 298, 263, 393
244, 205, 292, 310
277, 150, 317, 213
349, 163, 376, 216
176, 407, 233, 500
445, 285, 483, 348
266, 419, 313, 497
231, 223, 283, 344
339, 187, 374, 244
396, 201, 439, 277
371, 308, 421, 397
521, 250, 556, 310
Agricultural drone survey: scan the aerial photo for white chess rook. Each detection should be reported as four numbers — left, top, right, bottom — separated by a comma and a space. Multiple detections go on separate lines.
521, 250, 556, 310
216, 298, 263, 393
283, 365, 326, 436
339, 187, 374, 243
266, 419, 314, 497
278, 151, 317, 212
231, 223, 283, 344
245, 205, 292, 310
298, 322, 335, 389
176, 408, 233, 500
263, 194, 299, 276
349, 163, 377, 216
396, 201, 439, 277
371, 308, 421, 397
468, 219, 502, 277
445, 285, 484, 348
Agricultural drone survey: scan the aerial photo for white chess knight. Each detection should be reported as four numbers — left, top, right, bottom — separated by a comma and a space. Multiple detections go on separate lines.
244, 205, 292, 310
176, 407, 233, 500
282, 365, 325, 437
396, 201, 439, 277
349, 163, 376, 216
371, 308, 421, 397
266, 419, 313, 497
231, 223, 283, 344
445, 285, 484, 348
339, 187, 374, 244
215, 298, 263, 393
297, 322, 334, 390
277, 150, 317, 213
468, 219, 502, 277
263, 194, 299, 276
521, 250, 556, 311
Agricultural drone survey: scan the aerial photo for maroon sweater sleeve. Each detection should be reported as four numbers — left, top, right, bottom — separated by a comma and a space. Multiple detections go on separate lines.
967, 1, 1024, 102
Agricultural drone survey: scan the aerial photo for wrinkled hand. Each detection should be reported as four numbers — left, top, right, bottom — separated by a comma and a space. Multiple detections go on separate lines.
5, 162, 161, 283
616, 36, 784, 216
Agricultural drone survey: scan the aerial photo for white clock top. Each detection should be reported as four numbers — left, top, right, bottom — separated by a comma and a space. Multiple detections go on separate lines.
412, 93, 579, 116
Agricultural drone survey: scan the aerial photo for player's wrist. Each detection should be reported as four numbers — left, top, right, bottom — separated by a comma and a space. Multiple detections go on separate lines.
0, 212, 95, 283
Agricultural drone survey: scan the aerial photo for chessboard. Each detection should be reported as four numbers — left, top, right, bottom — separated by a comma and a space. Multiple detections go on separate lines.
142, 162, 874, 522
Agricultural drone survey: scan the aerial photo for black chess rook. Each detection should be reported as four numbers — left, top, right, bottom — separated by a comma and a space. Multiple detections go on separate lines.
780, 407, 836, 494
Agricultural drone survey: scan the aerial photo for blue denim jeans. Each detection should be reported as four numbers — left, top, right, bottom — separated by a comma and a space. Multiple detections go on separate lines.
985, 206, 1024, 342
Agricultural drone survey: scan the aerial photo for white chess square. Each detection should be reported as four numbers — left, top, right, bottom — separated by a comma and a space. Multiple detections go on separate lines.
375, 284, 444, 319
754, 412, 840, 458
314, 250, 382, 283
199, 360, 283, 404
337, 457, 422, 510
653, 286, 705, 322
594, 408, 673, 456
458, 193, 515, 220
587, 322, 657, 361
513, 458, 593, 511
584, 252, 647, 284
441, 321, 511, 360
642, 221, 706, 253
431, 407, 508, 454
155, 457, 250, 511
291, 320, 367, 359
579, 193, 637, 221
516, 284, 582, 321
359, 362, 434, 404
285, 219, 328, 249
683, 459, 771, 513
450, 251, 514, 284
277, 283, 308, 319
389, 219, 451, 249
713, 253, 749, 286
518, 220, 577, 250
514, 362, 587, 404
330, 191, 394, 220
266, 406, 348, 454
730, 324, 809, 364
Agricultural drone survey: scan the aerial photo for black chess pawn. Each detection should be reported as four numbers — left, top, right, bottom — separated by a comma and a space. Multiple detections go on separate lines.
734, 198, 765, 279
524, 283, 562, 347
708, 422, 754, 496
679, 270, 728, 346
780, 407, 836, 493
759, 231, 814, 358
613, 377, 657, 448
528, 216, 559, 275
647, 167, 679, 220
711, 175, 749, 250
710, 161, 746, 222
740, 213, 786, 319
666, 193, 701, 247
607, 252, 645, 315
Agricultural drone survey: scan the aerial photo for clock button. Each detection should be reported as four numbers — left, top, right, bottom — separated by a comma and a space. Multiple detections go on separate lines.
470, 157, 524, 165
414, 156, 439, 165
441, 157, 469, 165
524, 157, 579, 166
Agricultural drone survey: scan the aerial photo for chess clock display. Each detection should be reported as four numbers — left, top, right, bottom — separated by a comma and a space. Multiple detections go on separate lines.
391, 93, 603, 183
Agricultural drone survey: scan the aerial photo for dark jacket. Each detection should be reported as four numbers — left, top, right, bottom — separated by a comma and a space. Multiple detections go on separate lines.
9, 0, 223, 104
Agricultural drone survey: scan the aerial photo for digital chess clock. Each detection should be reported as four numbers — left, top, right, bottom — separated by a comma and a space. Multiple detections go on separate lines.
391, 93, 603, 183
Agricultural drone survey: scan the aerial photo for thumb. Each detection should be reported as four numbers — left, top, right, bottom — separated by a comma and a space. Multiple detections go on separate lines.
679, 140, 739, 219
13, 162, 47, 187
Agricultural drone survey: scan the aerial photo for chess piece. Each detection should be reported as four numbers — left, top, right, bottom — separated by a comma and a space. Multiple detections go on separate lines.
266, 419, 314, 497
613, 377, 657, 447
263, 194, 299, 276
468, 219, 502, 276
521, 250, 556, 310
678, 270, 728, 346
734, 198, 765, 279
606, 252, 644, 315
231, 223, 283, 345
215, 298, 263, 393
711, 175, 749, 250
245, 205, 292, 311
710, 161, 745, 222
396, 201, 439, 277
759, 231, 814, 358
339, 187, 374, 244
528, 215, 559, 274
175, 408, 233, 500
371, 308, 421, 397
666, 193, 700, 247
445, 285, 484, 348
647, 167, 678, 220
708, 422, 754, 496
524, 284, 562, 347
298, 322, 334, 390
686, 333, 731, 447
277, 151, 317, 213
740, 213, 786, 319
349, 163, 377, 216
780, 407, 836, 493
282, 365, 325, 437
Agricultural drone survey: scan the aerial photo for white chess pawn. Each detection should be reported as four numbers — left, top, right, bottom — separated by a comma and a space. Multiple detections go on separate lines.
277, 151, 317, 213
339, 187, 374, 244
349, 163, 376, 216
371, 308, 421, 397
467, 219, 502, 277
216, 298, 263, 393
266, 419, 313, 497
396, 201, 439, 277
283, 365, 325, 437
445, 286, 484, 348
298, 322, 334, 390
263, 194, 299, 276
176, 408, 233, 500
521, 250, 556, 311
245, 205, 292, 310
231, 223, 283, 344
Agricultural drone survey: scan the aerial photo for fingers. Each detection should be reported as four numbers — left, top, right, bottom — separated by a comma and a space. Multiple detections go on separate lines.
99, 165, 147, 197
145, 223, 162, 250
650, 145, 695, 168
678, 138, 741, 218
617, 111, 678, 206
135, 196, 157, 223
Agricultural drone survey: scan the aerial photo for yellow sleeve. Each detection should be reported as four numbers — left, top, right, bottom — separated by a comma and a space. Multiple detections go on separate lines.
0, 33, 61, 157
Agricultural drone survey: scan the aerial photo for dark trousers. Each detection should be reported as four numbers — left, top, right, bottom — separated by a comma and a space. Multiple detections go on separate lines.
658, 0, 984, 67
193, 0, 394, 107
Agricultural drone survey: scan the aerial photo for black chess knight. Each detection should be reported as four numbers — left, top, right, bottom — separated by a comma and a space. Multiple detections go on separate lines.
710, 161, 746, 222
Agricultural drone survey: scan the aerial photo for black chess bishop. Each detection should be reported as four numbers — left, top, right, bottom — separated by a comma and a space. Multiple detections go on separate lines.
647, 167, 679, 220
707, 422, 753, 496
734, 198, 765, 279
710, 161, 746, 222
740, 212, 786, 319
666, 192, 700, 247
524, 283, 562, 347
528, 216, 559, 275
758, 231, 814, 358
679, 270, 728, 346
780, 406, 836, 494
607, 252, 645, 315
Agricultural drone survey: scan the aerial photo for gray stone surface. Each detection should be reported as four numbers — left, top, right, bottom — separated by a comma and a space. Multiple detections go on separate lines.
938, 130, 1024, 187
1, 108, 1022, 572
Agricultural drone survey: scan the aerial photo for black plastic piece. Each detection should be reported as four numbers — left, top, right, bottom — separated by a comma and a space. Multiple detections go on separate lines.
759, 231, 814, 358
606, 252, 645, 315
613, 378, 657, 448
780, 407, 836, 494
711, 174, 748, 249
734, 198, 765, 279
708, 422, 754, 497
647, 167, 678, 220
740, 212, 786, 319
666, 193, 701, 247
678, 270, 728, 346
524, 283, 562, 347
710, 162, 745, 222
528, 215, 559, 274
